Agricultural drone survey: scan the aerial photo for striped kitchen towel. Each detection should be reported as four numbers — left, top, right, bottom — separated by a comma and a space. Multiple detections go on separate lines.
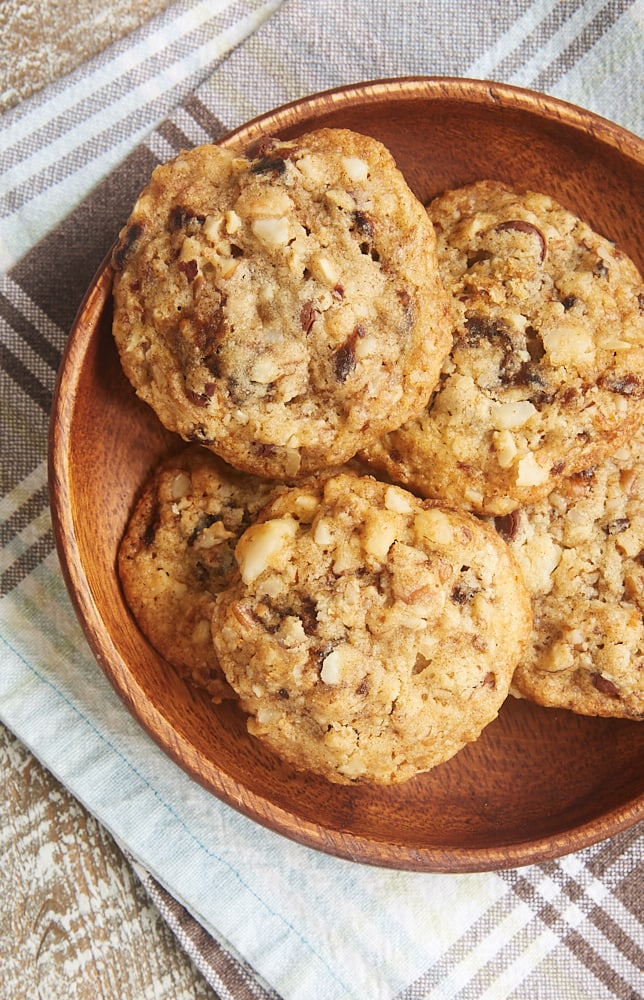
1, 1, 643, 998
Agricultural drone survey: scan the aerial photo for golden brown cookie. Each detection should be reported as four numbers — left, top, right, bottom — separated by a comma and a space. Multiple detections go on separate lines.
362, 180, 644, 515
212, 473, 532, 784
492, 428, 644, 719
112, 129, 452, 479
118, 445, 282, 701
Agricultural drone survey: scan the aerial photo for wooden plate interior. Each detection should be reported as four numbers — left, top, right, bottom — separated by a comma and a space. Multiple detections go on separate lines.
49, 79, 644, 872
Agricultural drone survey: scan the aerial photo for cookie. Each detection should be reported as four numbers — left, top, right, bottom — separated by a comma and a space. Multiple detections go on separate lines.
493, 428, 644, 719
118, 445, 282, 701
211, 473, 532, 784
111, 129, 452, 479
361, 180, 644, 515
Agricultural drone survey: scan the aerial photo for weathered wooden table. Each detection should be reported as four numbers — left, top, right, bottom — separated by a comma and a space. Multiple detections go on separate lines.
1, 4, 217, 995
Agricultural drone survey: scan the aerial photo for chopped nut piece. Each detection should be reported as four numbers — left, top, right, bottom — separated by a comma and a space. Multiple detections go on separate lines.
320, 648, 344, 684
171, 472, 192, 500
341, 156, 369, 182
384, 487, 413, 514
414, 508, 454, 548
309, 252, 340, 286
516, 453, 550, 488
236, 517, 298, 584
251, 217, 290, 247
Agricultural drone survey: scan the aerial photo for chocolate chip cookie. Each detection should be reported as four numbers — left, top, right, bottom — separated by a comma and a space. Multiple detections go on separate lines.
211, 473, 532, 784
362, 180, 644, 515
493, 428, 644, 719
118, 445, 282, 701
112, 129, 452, 479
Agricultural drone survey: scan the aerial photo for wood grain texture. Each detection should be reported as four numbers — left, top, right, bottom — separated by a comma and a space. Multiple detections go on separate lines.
49, 80, 644, 874
0, 0, 174, 113
0, 722, 216, 999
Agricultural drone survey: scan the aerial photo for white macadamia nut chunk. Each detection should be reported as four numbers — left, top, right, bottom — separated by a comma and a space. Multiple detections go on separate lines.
236, 517, 298, 584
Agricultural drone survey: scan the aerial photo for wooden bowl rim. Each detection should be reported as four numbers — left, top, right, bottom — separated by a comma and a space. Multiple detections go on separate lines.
220, 75, 644, 158
49, 77, 644, 872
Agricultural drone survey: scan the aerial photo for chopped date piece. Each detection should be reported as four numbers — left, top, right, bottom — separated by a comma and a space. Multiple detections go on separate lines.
334, 342, 357, 382
300, 300, 316, 332
178, 259, 198, 283
334, 324, 365, 382
193, 308, 226, 355
186, 388, 212, 408
599, 373, 644, 398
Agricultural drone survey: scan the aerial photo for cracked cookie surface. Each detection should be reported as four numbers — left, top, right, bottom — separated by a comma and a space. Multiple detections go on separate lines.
362, 180, 644, 515
112, 128, 451, 479
493, 428, 644, 719
118, 445, 282, 701
211, 473, 532, 784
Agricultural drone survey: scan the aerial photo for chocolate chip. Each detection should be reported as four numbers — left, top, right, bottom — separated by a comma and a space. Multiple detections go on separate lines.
591, 673, 620, 697
494, 510, 521, 543
143, 501, 160, 547
561, 295, 577, 311
298, 596, 318, 635
170, 206, 206, 230
603, 517, 630, 535
352, 211, 374, 236
186, 428, 215, 444
466, 249, 492, 268
495, 219, 547, 262
187, 513, 220, 546
451, 581, 477, 605
112, 222, 143, 269
251, 157, 286, 175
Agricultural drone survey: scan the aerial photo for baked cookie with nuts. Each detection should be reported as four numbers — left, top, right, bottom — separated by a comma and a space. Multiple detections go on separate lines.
493, 427, 644, 719
112, 129, 451, 479
211, 473, 532, 784
361, 180, 644, 515
118, 445, 282, 701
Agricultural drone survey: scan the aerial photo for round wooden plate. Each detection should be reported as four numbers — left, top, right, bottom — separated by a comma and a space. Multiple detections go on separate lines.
49, 78, 644, 872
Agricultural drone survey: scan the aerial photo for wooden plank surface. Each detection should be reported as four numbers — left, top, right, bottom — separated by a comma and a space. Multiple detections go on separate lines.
2, 8, 219, 996
0, 0, 174, 113
1, 722, 216, 998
